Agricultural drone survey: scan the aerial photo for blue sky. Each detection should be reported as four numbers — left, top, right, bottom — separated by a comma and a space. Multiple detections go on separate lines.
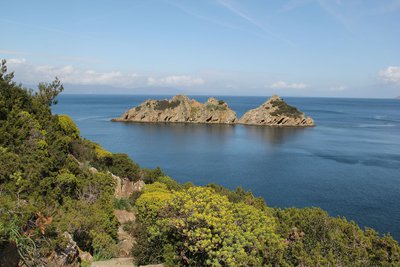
1, 0, 400, 97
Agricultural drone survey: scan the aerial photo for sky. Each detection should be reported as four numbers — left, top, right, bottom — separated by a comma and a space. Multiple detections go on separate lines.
1, 0, 400, 97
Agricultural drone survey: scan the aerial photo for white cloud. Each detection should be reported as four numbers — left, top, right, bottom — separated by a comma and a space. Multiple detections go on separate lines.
270, 81, 307, 89
329, 85, 347, 91
379, 66, 400, 85
147, 75, 204, 87
7, 58, 27, 64
5, 58, 204, 88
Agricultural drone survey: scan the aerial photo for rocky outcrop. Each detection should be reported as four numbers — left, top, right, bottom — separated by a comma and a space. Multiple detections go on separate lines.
238, 95, 314, 127
87, 166, 144, 198
47, 232, 80, 267
112, 94, 314, 127
113, 174, 144, 198
114, 210, 136, 257
79, 249, 93, 264
114, 210, 136, 224
112, 95, 237, 124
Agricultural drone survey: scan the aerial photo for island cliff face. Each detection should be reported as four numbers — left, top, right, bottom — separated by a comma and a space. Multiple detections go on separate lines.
112, 95, 237, 124
238, 95, 315, 127
112, 94, 315, 127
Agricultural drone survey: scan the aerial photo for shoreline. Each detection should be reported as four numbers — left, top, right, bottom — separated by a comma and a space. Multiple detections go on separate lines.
111, 118, 316, 127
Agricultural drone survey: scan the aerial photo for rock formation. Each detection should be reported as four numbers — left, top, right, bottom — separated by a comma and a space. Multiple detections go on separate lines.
112, 94, 315, 127
87, 166, 144, 198
46, 232, 80, 267
238, 95, 314, 127
113, 174, 144, 198
112, 95, 237, 124
114, 210, 136, 257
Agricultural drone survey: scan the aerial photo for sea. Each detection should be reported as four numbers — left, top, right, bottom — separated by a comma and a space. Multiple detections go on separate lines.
52, 95, 400, 240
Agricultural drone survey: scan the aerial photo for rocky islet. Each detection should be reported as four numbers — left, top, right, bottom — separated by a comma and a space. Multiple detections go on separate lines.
112, 94, 315, 127
112, 95, 237, 124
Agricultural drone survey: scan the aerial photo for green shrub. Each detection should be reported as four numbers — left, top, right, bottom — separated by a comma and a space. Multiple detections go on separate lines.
141, 167, 165, 184
69, 139, 96, 163
130, 191, 143, 205
107, 153, 140, 181
94, 144, 112, 159
91, 231, 118, 260
131, 221, 165, 265
205, 103, 226, 111
114, 198, 131, 211
132, 183, 173, 265
55, 169, 78, 195
135, 182, 172, 225
207, 184, 267, 210
58, 114, 80, 138
156, 176, 182, 191
146, 187, 283, 266
0, 147, 20, 182
154, 100, 181, 110
270, 99, 302, 118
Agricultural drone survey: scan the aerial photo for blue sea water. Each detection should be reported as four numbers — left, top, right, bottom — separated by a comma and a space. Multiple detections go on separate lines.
52, 95, 400, 240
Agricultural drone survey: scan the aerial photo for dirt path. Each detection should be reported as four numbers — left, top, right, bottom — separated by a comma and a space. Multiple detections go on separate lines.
114, 210, 136, 257
91, 210, 136, 266
91, 257, 135, 266
91, 257, 163, 267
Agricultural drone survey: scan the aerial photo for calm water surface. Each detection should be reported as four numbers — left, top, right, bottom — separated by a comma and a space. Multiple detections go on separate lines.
53, 95, 400, 240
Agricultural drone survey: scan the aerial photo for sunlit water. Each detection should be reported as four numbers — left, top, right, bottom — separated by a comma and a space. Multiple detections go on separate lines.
53, 95, 400, 240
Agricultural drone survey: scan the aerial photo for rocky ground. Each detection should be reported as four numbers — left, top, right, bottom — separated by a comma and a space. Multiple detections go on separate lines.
89, 177, 148, 266
112, 95, 237, 124
91, 257, 135, 267
113, 210, 135, 258
89, 175, 163, 266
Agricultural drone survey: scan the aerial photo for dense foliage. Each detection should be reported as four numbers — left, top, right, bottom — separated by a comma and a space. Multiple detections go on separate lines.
132, 180, 400, 266
0, 60, 140, 264
1, 60, 399, 266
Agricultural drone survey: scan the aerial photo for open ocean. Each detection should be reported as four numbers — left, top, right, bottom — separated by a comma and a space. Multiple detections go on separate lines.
52, 95, 400, 240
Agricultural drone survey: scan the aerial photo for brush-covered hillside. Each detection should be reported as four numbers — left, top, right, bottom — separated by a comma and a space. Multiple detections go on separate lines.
0, 60, 399, 266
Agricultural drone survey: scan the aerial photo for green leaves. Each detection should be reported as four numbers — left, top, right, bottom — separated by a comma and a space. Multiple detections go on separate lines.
35, 77, 64, 107
134, 185, 400, 266
56, 169, 78, 195
0, 60, 119, 263
274, 207, 400, 266
58, 114, 80, 139
135, 186, 283, 266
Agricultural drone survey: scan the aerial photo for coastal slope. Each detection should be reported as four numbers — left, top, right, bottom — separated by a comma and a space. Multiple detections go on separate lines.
238, 95, 315, 127
1, 62, 399, 267
112, 95, 237, 124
